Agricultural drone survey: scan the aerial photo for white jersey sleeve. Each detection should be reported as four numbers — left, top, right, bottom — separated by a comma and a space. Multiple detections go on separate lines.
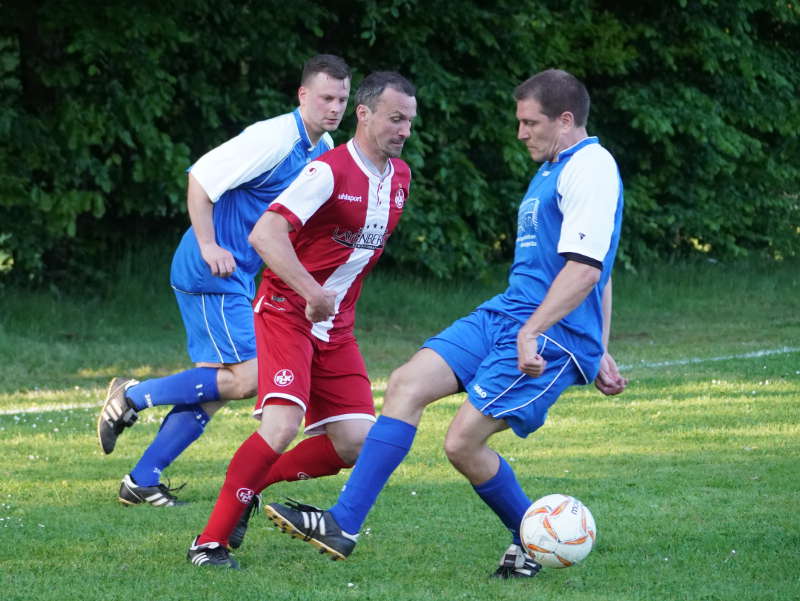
270, 160, 335, 225
556, 144, 620, 263
190, 113, 298, 202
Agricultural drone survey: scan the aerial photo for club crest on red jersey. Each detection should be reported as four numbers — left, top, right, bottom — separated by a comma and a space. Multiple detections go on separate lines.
394, 187, 406, 209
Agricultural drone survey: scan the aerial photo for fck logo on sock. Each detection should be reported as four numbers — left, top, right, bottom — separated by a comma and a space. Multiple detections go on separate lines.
236, 488, 255, 504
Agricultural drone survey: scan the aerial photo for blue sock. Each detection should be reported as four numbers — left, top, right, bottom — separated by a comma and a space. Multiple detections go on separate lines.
129, 404, 210, 487
329, 415, 417, 534
126, 367, 219, 411
473, 454, 532, 546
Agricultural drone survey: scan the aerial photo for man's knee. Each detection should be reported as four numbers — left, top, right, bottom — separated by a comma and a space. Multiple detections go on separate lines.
384, 364, 425, 412
328, 420, 372, 464
257, 406, 303, 452
443, 427, 470, 467
221, 361, 258, 400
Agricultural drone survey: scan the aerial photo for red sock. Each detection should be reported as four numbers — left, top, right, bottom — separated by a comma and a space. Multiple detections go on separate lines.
259, 434, 350, 489
198, 432, 279, 546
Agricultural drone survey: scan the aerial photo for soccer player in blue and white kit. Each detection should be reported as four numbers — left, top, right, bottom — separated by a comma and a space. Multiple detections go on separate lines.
96, 55, 351, 512
265, 69, 628, 578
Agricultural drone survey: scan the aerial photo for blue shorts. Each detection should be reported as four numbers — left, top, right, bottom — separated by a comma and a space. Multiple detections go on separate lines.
173, 288, 257, 364
423, 309, 582, 438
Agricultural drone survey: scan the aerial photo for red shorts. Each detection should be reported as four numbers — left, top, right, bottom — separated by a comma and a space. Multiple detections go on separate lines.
254, 308, 375, 435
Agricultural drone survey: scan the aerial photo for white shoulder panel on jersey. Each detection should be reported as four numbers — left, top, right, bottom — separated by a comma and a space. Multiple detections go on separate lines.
320, 132, 335, 152
272, 160, 335, 225
556, 143, 620, 263
190, 112, 299, 202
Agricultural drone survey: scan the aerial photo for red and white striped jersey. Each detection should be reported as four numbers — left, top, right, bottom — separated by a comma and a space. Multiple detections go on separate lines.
254, 140, 411, 342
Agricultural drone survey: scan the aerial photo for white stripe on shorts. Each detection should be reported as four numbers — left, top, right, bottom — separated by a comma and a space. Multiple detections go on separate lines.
219, 294, 242, 363
478, 333, 584, 417
200, 293, 225, 364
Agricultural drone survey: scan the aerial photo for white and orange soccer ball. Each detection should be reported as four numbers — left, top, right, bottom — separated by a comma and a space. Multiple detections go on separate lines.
520, 494, 597, 568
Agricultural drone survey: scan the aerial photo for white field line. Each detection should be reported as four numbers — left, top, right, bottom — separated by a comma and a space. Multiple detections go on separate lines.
1, 402, 101, 415
1, 346, 798, 417
618, 346, 800, 370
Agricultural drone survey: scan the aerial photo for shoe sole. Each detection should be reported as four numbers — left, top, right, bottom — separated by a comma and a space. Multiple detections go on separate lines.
97, 377, 127, 455
264, 505, 347, 561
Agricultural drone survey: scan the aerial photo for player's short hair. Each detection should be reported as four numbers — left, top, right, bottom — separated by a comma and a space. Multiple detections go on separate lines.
514, 69, 590, 127
356, 71, 416, 111
301, 54, 351, 85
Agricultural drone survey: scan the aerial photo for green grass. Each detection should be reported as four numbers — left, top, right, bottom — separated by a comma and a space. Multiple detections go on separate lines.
1, 255, 799, 600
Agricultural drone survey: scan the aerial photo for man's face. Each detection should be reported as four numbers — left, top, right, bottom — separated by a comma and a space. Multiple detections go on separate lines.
361, 87, 417, 159
299, 72, 351, 139
516, 97, 567, 163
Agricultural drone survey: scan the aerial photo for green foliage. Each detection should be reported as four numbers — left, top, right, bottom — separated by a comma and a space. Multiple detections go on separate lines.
1, 0, 798, 281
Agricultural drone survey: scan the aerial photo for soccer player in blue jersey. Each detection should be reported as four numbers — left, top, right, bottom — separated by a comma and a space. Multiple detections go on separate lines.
264, 68, 628, 578
96, 55, 351, 513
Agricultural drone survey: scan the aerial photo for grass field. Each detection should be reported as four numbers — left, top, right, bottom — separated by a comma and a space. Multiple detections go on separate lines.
1, 254, 799, 601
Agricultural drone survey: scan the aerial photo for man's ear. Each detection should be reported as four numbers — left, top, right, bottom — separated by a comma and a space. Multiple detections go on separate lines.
355, 103, 370, 123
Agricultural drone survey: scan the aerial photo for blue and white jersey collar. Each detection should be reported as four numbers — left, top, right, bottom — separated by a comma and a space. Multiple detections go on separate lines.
553, 136, 599, 163
292, 108, 315, 151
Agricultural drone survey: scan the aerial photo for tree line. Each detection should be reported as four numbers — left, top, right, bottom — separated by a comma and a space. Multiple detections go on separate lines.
1, 0, 798, 283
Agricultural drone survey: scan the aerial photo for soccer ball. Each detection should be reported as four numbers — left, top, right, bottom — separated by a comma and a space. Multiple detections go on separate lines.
520, 494, 596, 568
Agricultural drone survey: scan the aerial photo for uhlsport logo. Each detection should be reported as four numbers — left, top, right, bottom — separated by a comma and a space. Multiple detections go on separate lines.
394, 187, 405, 209
337, 192, 362, 202
236, 487, 255, 504
273, 369, 294, 387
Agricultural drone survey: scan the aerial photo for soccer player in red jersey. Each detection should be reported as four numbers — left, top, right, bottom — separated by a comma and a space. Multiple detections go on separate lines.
187, 71, 417, 569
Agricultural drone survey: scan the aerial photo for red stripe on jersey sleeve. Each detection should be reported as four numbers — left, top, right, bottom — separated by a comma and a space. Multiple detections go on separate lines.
267, 203, 304, 232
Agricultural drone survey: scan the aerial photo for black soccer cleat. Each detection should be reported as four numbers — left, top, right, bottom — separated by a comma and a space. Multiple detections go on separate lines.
229, 493, 261, 549
265, 498, 358, 560
491, 544, 542, 579
187, 536, 240, 569
118, 474, 187, 507
97, 377, 140, 454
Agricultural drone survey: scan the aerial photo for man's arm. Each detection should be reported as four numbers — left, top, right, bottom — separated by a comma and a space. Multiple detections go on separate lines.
594, 278, 627, 395
187, 173, 236, 278
517, 260, 600, 377
248, 211, 335, 323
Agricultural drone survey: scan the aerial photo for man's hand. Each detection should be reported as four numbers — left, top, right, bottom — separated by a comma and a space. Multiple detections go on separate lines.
200, 242, 236, 278
594, 352, 627, 396
517, 324, 547, 378
305, 288, 337, 323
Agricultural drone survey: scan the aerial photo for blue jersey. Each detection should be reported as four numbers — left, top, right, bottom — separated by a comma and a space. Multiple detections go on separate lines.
478, 137, 624, 383
170, 109, 334, 298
